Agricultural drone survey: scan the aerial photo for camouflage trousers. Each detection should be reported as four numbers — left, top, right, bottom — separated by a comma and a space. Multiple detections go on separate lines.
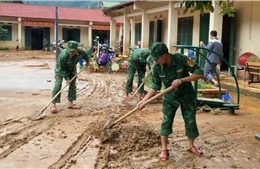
51, 73, 77, 103
125, 61, 146, 94
160, 99, 199, 139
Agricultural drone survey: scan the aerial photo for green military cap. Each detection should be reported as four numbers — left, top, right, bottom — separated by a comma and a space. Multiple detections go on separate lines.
148, 42, 168, 62
139, 48, 150, 63
67, 40, 78, 52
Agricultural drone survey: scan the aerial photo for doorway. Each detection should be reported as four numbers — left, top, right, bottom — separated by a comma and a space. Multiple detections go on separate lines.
92, 30, 110, 46
221, 14, 235, 71
31, 27, 43, 50
24, 26, 50, 50
199, 13, 210, 68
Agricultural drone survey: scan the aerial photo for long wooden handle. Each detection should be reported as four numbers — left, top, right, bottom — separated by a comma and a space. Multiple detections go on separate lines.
130, 82, 145, 100
39, 66, 86, 114
114, 86, 174, 125
130, 69, 153, 100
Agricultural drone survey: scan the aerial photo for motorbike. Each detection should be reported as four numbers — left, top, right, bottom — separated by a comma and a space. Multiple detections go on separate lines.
52, 40, 65, 54
96, 43, 116, 66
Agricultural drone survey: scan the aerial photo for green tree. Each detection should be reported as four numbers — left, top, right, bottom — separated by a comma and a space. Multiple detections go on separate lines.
182, 0, 235, 17
1, 0, 23, 3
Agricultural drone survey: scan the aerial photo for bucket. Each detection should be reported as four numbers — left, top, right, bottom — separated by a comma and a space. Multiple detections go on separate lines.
188, 49, 195, 58
238, 52, 260, 66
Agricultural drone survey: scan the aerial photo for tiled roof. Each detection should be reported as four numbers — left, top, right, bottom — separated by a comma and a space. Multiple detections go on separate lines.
0, 3, 118, 23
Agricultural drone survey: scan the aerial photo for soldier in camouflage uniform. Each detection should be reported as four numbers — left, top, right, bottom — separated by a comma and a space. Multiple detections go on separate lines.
50, 40, 91, 113
138, 42, 204, 161
125, 48, 150, 102
79, 47, 95, 70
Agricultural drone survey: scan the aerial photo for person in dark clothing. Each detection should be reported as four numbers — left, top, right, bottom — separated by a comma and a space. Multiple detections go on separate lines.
119, 35, 123, 55
200, 30, 223, 87
16, 39, 19, 51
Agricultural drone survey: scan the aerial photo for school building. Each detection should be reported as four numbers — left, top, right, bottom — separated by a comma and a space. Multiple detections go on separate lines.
102, 1, 260, 71
0, 2, 123, 50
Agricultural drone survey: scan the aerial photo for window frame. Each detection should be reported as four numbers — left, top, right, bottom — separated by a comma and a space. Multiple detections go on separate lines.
177, 16, 193, 46
0, 25, 12, 41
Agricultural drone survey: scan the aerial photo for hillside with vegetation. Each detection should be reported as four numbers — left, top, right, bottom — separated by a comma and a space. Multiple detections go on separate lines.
23, 0, 127, 9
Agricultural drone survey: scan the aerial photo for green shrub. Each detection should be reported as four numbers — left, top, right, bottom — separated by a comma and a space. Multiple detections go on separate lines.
0, 47, 9, 51
141, 75, 214, 91
196, 79, 215, 89
144, 76, 166, 90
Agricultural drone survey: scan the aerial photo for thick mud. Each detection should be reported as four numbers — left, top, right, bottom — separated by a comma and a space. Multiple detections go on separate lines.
0, 51, 259, 169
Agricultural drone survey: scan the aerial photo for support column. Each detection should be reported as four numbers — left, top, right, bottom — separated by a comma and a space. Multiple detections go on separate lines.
119, 23, 123, 42
88, 22, 93, 47
154, 20, 158, 42
123, 10, 131, 55
141, 9, 149, 48
209, 2, 223, 40
110, 17, 116, 49
54, 23, 58, 42
167, 1, 178, 53
17, 17, 22, 49
193, 11, 200, 45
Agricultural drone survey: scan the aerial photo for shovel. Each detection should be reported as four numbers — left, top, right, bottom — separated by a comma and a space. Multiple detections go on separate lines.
130, 69, 152, 100
101, 85, 174, 141
30, 66, 87, 120
128, 81, 145, 101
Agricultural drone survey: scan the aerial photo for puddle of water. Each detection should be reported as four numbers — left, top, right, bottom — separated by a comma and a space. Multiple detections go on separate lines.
0, 61, 54, 93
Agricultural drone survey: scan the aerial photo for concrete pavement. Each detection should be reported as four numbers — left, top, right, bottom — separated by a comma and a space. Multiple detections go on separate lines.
220, 74, 260, 99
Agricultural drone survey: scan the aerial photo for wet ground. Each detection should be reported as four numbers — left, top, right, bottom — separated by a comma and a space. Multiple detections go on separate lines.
0, 51, 259, 169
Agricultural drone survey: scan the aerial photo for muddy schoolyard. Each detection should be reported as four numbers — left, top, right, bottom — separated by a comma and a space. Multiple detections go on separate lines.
0, 51, 259, 169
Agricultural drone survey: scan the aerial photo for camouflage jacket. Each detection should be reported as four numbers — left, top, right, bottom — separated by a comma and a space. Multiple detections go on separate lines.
128, 48, 150, 63
150, 53, 203, 105
55, 47, 90, 80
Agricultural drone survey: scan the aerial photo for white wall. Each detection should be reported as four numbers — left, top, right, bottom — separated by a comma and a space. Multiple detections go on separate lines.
80, 27, 89, 47
0, 18, 18, 49
233, 1, 260, 64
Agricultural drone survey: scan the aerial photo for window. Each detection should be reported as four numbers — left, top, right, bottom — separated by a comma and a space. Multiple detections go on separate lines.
0, 25, 12, 41
62, 28, 80, 42
177, 17, 193, 45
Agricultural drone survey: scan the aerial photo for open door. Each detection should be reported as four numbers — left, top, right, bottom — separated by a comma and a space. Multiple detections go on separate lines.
221, 13, 235, 70
199, 13, 210, 68
135, 23, 141, 46
25, 26, 32, 50
229, 14, 235, 65
149, 21, 154, 48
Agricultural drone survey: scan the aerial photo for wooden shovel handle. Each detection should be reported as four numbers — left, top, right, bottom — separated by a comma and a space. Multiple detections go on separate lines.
114, 86, 174, 125
39, 66, 86, 114
130, 82, 144, 100
130, 69, 153, 100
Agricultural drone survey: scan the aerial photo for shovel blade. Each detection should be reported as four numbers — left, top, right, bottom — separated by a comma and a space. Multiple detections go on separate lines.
100, 129, 111, 143
100, 119, 113, 143
102, 119, 112, 130
28, 109, 46, 121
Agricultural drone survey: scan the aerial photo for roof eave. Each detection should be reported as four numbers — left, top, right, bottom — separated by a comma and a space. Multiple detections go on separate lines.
102, 1, 134, 16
